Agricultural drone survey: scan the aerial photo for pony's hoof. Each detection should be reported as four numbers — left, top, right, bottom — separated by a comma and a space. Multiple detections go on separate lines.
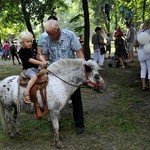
55, 141, 64, 149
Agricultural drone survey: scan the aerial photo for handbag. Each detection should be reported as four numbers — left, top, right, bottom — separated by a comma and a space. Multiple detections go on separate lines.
97, 34, 106, 55
100, 47, 106, 55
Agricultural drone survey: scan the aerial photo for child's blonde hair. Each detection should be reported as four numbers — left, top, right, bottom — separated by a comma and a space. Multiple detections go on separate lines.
18, 31, 33, 47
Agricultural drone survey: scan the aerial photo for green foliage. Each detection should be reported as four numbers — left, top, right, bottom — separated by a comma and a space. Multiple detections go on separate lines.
0, 0, 150, 42
70, 14, 84, 23
90, 0, 150, 32
0, 0, 68, 40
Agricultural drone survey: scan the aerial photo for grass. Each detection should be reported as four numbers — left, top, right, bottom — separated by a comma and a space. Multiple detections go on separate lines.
0, 60, 22, 80
0, 57, 150, 149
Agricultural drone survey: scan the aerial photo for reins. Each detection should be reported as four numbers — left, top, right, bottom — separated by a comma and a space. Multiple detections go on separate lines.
47, 64, 104, 91
47, 69, 80, 87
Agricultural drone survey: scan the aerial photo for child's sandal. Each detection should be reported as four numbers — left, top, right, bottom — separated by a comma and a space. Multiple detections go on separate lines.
23, 93, 32, 104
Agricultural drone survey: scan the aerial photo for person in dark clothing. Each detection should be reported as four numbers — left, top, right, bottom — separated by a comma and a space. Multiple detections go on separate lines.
10, 41, 21, 65
115, 35, 127, 68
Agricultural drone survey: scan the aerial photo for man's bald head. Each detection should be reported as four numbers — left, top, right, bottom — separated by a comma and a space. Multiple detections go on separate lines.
45, 20, 60, 41
45, 20, 59, 32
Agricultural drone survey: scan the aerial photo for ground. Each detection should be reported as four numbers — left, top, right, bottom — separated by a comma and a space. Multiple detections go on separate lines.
0, 55, 150, 150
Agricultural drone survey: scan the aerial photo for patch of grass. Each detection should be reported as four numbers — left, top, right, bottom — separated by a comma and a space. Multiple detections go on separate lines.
0, 60, 22, 80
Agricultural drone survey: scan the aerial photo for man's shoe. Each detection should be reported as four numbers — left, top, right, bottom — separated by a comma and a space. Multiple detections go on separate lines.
76, 127, 84, 134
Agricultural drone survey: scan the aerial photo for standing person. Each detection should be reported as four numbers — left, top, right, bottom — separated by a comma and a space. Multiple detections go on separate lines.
92, 27, 106, 70
3, 41, 10, 60
136, 19, 150, 91
126, 23, 136, 63
79, 34, 84, 46
78, 34, 84, 54
42, 19, 85, 134
114, 26, 124, 39
10, 41, 21, 65
115, 35, 126, 68
92, 27, 102, 69
106, 33, 111, 58
18, 31, 47, 103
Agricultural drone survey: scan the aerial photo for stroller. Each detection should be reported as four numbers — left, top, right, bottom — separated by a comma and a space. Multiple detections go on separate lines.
108, 54, 121, 68
108, 52, 128, 68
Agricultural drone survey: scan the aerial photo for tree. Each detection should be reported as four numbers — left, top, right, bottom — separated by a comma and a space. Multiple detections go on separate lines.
20, 0, 35, 38
0, 0, 67, 40
142, 0, 146, 22
82, 0, 91, 60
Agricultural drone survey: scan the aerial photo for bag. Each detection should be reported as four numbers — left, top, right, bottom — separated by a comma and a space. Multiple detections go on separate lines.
100, 47, 106, 55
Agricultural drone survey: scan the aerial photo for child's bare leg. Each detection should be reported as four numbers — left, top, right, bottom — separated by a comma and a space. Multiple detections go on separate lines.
23, 76, 37, 103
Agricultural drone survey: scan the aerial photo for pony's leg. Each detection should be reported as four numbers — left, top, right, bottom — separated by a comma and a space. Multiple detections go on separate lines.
0, 102, 8, 133
13, 105, 21, 135
4, 108, 15, 137
2, 104, 20, 138
50, 110, 64, 149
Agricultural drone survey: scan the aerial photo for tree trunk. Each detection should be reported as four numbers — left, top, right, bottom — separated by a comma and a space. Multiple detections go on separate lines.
20, 0, 35, 38
142, 0, 146, 22
82, 0, 91, 60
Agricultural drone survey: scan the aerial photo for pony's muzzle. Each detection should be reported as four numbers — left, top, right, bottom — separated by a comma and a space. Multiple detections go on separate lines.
99, 78, 107, 92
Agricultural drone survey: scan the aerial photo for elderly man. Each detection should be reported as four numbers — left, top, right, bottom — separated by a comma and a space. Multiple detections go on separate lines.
42, 19, 85, 134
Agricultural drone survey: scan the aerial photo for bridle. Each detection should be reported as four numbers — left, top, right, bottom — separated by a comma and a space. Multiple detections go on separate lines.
83, 65, 105, 90
47, 65, 104, 90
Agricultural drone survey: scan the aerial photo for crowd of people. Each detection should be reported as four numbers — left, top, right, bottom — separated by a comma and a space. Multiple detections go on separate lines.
91, 19, 150, 92
0, 40, 21, 65
92, 23, 137, 70
0, 16, 149, 136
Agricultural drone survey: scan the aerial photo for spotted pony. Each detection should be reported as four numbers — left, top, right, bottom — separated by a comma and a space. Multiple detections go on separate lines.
0, 58, 106, 148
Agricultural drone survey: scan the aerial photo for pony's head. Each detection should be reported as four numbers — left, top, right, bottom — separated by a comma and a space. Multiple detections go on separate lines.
83, 60, 106, 92
47, 58, 106, 92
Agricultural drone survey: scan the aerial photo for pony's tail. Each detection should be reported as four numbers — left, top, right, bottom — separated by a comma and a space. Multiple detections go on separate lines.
0, 101, 7, 133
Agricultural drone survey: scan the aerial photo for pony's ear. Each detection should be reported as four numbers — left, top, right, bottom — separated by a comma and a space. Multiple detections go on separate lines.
84, 64, 92, 73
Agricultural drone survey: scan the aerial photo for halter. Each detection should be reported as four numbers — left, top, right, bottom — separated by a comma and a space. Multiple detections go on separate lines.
83, 65, 105, 89
47, 65, 104, 90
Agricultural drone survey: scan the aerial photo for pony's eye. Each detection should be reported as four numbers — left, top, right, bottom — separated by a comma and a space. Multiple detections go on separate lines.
95, 74, 100, 80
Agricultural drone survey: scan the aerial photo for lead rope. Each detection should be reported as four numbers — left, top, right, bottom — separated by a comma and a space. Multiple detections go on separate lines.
47, 69, 80, 87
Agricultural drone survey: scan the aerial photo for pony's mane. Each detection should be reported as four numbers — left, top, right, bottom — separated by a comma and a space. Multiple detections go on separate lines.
47, 58, 85, 73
